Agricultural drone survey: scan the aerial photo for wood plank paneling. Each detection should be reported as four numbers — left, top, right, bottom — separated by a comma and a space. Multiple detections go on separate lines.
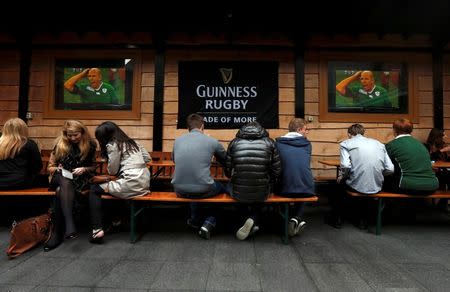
25, 50, 154, 152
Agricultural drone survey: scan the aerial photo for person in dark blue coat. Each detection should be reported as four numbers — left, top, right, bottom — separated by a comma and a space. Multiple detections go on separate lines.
275, 118, 314, 237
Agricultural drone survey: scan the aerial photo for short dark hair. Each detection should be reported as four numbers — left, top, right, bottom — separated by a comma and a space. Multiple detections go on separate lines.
288, 118, 307, 132
347, 124, 365, 136
393, 118, 413, 135
187, 113, 204, 131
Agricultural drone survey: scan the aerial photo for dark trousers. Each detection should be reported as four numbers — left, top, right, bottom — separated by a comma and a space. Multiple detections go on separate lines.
176, 181, 228, 227
89, 184, 105, 230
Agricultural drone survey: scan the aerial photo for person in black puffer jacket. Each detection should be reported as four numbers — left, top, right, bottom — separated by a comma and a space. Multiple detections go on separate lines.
225, 121, 281, 240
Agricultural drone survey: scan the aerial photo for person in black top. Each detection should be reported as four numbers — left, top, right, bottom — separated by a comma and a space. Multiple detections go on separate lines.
0, 118, 42, 189
44, 120, 97, 251
225, 121, 281, 240
425, 128, 450, 211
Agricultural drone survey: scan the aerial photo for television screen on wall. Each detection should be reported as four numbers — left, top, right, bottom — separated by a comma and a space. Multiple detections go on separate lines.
54, 59, 134, 110
328, 61, 408, 113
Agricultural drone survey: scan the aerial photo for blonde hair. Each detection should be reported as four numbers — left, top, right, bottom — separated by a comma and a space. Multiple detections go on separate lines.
53, 120, 92, 161
0, 118, 29, 160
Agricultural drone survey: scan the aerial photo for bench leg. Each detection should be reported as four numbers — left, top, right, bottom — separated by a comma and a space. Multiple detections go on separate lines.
375, 198, 384, 235
130, 201, 137, 243
281, 203, 289, 244
129, 201, 149, 243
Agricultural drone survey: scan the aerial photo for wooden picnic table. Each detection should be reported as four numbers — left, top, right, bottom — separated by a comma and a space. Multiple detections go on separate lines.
318, 159, 340, 167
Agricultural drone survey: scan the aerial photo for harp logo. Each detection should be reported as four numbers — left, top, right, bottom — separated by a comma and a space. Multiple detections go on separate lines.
220, 68, 233, 84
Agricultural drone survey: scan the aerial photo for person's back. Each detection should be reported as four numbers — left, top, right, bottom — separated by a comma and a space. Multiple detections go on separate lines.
275, 120, 314, 196
340, 134, 393, 194
171, 113, 227, 240
385, 119, 438, 193
226, 122, 281, 202
226, 121, 281, 240
275, 118, 313, 237
172, 130, 225, 194
386, 136, 438, 191
105, 140, 150, 197
0, 118, 42, 189
0, 139, 42, 189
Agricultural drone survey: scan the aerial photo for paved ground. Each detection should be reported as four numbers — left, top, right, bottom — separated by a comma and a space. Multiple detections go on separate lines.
0, 199, 449, 291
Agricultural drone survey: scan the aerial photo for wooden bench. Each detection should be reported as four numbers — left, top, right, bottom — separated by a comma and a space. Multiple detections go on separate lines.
0, 187, 55, 196
101, 192, 319, 244
347, 190, 450, 235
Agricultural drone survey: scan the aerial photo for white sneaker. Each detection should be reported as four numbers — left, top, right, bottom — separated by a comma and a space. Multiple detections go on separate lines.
236, 218, 254, 240
289, 218, 306, 237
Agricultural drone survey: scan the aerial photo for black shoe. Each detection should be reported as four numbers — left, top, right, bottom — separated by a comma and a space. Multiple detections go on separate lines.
437, 199, 449, 213
65, 232, 78, 240
356, 219, 368, 230
187, 218, 202, 230
249, 225, 259, 237
198, 221, 214, 240
105, 219, 123, 234
325, 215, 342, 229
89, 229, 104, 244
44, 231, 63, 252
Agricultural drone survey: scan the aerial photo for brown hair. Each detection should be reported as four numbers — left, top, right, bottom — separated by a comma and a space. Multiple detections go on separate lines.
187, 113, 204, 131
426, 128, 445, 150
392, 118, 413, 135
288, 118, 307, 132
347, 124, 365, 136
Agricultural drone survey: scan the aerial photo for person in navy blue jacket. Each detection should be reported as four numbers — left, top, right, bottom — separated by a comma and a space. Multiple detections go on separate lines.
275, 118, 314, 237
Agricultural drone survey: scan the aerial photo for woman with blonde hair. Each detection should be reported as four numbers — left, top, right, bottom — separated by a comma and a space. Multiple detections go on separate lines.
44, 120, 97, 251
0, 118, 42, 189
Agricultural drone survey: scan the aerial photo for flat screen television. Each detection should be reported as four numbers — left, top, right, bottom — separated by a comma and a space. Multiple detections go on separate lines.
54, 59, 134, 110
328, 61, 408, 113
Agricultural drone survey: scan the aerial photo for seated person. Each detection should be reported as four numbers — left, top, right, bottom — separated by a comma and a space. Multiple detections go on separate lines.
89, 121, 151, 243
171, 113, 227, 240
384, 118, 438, 195
424, 128, 450, 210
226, 121, 281, 240
424, 128, 450, 162
45, 120, 97, 251
275, 118, 314, 237
332, 124, 394, 228
0, 118, 43, 189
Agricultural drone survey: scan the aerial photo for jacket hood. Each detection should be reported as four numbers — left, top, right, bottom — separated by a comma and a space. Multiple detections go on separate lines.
276, 136, 310, 148
236, 123, 268, 139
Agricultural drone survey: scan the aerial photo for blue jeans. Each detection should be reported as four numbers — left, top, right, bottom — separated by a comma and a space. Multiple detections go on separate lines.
188, 181, 228, 227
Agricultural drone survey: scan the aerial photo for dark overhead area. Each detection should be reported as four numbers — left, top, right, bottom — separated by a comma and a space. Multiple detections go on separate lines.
0, 0, 449, 47
1, 1, 449, 35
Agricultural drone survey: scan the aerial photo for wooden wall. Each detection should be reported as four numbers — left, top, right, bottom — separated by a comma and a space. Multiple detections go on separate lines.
25, 50, 155, 152
0, 33, 442, 178
160, 48, 435, 178
307, 56, 434, 178
0, 51, 20, 124
444, 55, 450, 134
161, 49, 296, 151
